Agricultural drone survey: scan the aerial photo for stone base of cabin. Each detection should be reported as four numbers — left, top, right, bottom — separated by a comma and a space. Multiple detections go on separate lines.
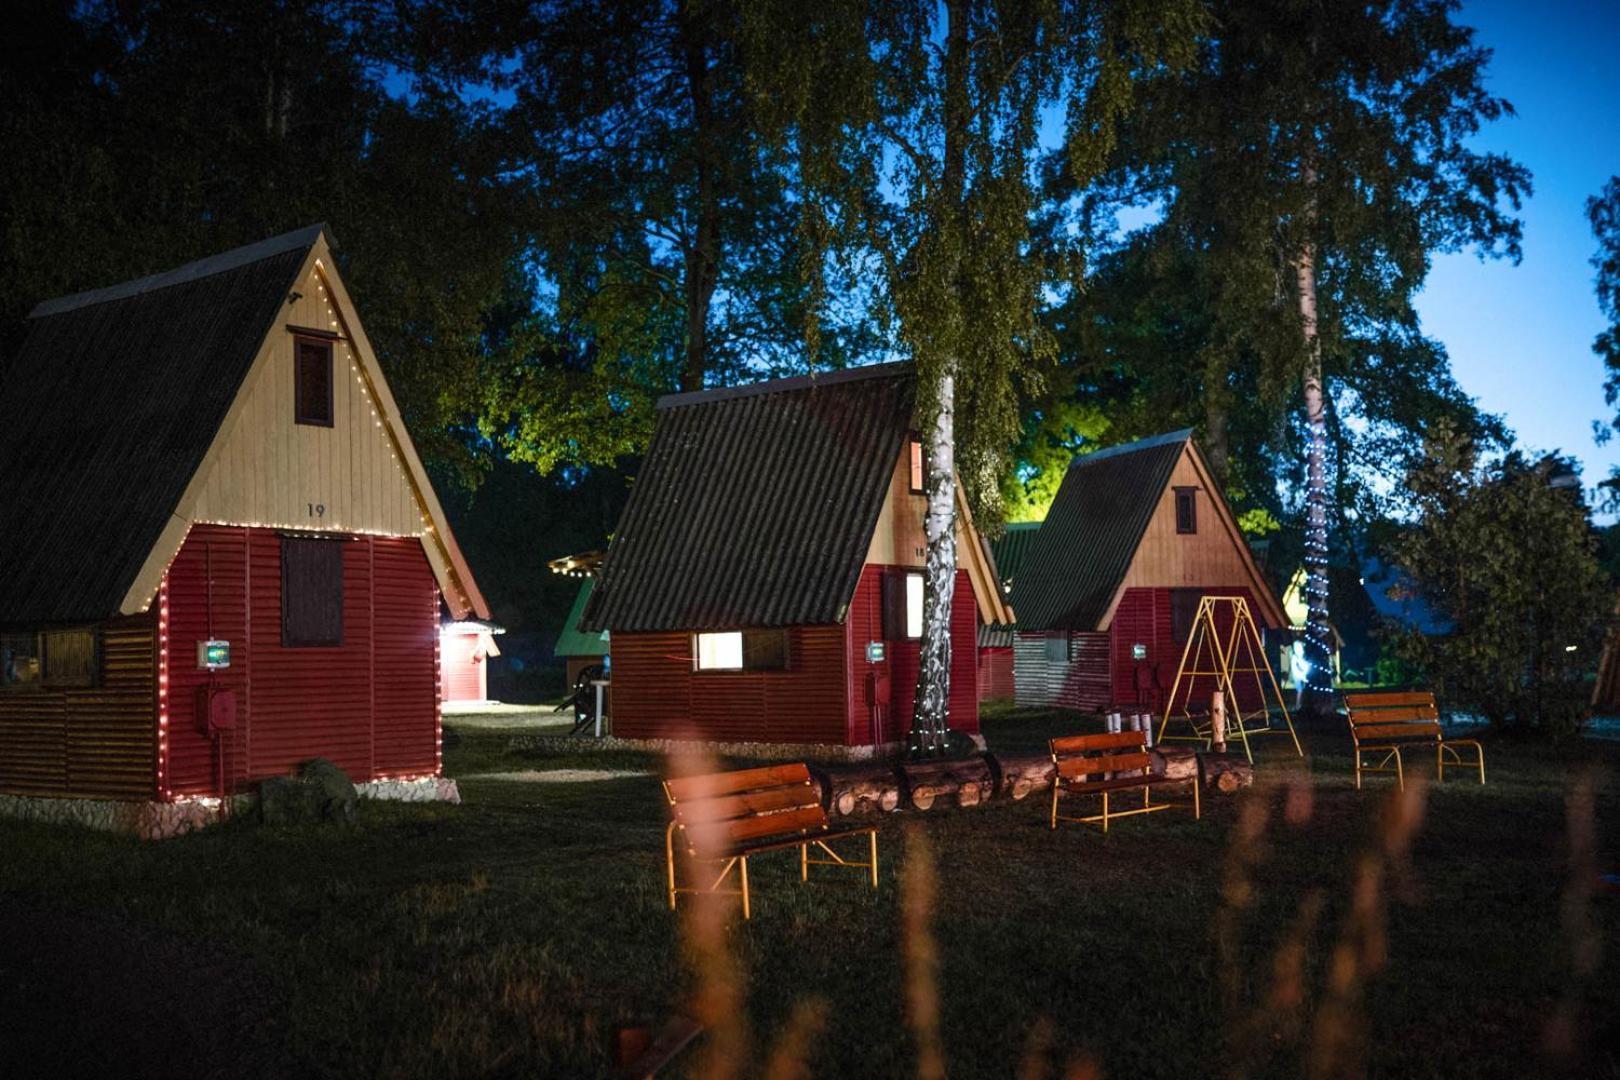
0, 776, 461, 839
508, 732, 987, 763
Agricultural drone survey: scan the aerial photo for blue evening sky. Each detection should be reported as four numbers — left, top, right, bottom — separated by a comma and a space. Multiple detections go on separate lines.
1419, 0, 1620, 488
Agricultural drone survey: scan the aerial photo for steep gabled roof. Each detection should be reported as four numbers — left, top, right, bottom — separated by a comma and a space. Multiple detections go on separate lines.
0, 229, 318, 625
1009, 430, 1193, 632
0, 225, 487, 626
582, 364, 916, 632
988, 521, 1042, 592
555, 578, 610, 657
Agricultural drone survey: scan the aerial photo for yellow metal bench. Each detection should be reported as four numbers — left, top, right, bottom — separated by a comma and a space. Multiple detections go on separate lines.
1343, 691, 1484, 790
1048, 730, 1199, 831
662, 763, 877, 919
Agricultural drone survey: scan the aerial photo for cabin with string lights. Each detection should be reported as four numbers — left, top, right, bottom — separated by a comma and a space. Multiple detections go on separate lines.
0, 226, 488, 827
578, 363, 1011, 756
1007, 430, 1285, 713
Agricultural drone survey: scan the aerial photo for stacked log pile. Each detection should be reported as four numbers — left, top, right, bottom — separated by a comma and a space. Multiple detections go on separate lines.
816, 764, 903, 817
901, 756, 995, 810
990, 752, 1056, 801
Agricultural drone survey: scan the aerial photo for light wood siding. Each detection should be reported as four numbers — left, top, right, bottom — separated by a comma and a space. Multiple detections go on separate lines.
188, 265, 425, 539
1107, 446, 1280, 628
0, 615, 156, 798
865, 449, 928, 567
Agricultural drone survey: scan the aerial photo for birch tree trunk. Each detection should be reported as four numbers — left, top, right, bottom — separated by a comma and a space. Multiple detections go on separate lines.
1295, 189, 1334, 710
911, 365, 958, 755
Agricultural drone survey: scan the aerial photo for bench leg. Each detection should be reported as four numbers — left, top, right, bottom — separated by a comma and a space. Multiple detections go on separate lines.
1355, 749, 1362, 790
666, 822, 678, 911
801, 843, 808, 883
1394, 747, 1405, 791
870, 831, 879, 889
740, 855, 751, 920
1478, 746, 1485, 785
1193, 773, 1201, 820
1436, 742, 1444, 782
1050, 781, 1060, 830
1101, 790, 1109, 833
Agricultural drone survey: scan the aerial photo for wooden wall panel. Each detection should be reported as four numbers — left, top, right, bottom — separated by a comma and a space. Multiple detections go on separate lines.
976, 649, 1014, 702
844, 566, 979, 742
0, 615, 155, 799
188, 264, 425, 539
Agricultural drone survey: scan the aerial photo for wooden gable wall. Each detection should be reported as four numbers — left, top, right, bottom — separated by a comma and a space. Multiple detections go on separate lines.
1104, 444, 1283, 629
188, 262, 424, 538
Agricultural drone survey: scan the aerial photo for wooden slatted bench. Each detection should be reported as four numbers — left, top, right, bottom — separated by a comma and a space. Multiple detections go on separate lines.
1048, 730, 1199, 831
662, 763, 878, 919
1343, 691, 1484, 790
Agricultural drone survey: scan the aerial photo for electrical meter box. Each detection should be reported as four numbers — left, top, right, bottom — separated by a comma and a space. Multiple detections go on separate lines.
196, 686, 238, 735
196, 640, 231, 670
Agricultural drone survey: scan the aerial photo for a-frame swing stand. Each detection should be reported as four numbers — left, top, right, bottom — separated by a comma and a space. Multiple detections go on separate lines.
1156, 595, 1301, 763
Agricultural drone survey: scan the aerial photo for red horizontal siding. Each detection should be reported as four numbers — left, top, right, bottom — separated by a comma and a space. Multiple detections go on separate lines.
976, 648, 1013, 702
844, 566, 979, 744
165, 525, 438, 796
441, 632, 485, 702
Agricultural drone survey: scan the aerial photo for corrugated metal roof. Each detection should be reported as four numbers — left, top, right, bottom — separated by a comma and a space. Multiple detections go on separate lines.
0, 235, 316, 625
988, 521, 1042, 592
582, 363, 915, 632
554, 578, 609, 656
1008, 430, 1192, 632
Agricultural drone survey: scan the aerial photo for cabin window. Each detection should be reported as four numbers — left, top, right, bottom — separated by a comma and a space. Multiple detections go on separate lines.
41, 628, 97, 687
693, 630, 789, 672
908, 438, 926, 494
1174, 487, 1197, 534
1, 633, 41, 690
1171, 589, 1203, 643
1044, 634, 1067, 663
295, 337, 334, 427
282, 536, 345, 647
882, 571, 926, 640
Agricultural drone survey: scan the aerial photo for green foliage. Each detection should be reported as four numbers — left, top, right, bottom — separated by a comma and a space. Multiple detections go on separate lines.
1001, 399, 1112, 524
1048, 0, 1527, 534
0, 0, 529, 487
1389, 423, 1609, 737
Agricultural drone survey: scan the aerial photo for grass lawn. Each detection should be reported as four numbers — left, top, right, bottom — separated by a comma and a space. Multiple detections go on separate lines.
1, 704, 1617, 1079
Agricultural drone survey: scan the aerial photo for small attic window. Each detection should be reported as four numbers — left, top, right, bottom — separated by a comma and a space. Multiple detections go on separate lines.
908, 438, 926, 494
1174, 487, 1197, 534
295, 337, 334, 427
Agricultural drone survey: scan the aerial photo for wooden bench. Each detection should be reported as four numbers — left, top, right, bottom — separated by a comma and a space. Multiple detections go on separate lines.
1048, 730, 1199, 831
662, 763, 878, 919
1343, 691, 1484, 790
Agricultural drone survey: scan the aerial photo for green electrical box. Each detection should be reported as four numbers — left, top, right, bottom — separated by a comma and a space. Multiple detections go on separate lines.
196, 640, 231, 670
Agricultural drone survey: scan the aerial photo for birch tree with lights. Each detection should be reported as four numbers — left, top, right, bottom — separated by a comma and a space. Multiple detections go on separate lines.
741, 0, 1199, 755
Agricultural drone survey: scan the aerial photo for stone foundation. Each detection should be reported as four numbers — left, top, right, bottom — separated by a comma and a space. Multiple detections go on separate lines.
0, 775, 461, 839
507, 733, 986, 763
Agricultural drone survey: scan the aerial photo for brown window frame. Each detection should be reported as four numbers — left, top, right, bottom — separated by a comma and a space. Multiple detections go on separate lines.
908, 437, 926, 494
281, 535, 346, 648
0, 628, 99, 691
1171, 589, 1203, 643
294, 335, 335, 428
691, 629, 791, 673
1174, 487, 1198, 534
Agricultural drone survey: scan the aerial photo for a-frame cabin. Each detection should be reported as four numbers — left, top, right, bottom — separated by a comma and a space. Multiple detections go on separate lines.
580, 363, 1011, 756
1008, 430, 1285, 713
0, 226, 488, 823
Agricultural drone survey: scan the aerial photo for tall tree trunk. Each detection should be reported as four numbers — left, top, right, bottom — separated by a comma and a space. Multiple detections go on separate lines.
909, 0, 969, 757
1294, 176, 1334, 711
679, 2, 719, 393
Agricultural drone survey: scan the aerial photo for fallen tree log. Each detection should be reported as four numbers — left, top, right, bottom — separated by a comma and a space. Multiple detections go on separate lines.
1200, 752, 1255, 795
990, 752, 1055, 800
901, 756, 994, 811
816, 764, 903, 817
1152, 746, 1200, 784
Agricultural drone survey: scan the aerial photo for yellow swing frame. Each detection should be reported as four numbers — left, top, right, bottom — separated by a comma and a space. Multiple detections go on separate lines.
1155, 595, 1301, 763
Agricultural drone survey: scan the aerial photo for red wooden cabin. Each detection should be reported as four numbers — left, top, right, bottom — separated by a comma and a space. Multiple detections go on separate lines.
440, 620, 504, 705
0, 226, 489, 815
1008, 431, 1285, 713
579, 364, 1011, 755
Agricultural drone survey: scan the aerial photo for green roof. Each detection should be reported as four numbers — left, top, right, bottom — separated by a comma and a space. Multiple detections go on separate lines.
554, 578, 610, 657
989, 521, 1043, 591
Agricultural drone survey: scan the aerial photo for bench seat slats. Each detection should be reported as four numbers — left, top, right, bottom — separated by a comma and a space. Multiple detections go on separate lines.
1348, 704, 1437, 726
1056, 751, 1152, 779
1355, 722, 1441, 743
1343, 691, 1435, 708
1062, 773, 1174, 795
717, 805, 830, 848
671, 784, 819, 825
664, 763, 812, 801
1051, 731, 1144, 754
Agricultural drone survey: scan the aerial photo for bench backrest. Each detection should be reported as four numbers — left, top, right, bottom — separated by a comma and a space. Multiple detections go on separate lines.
1342, 691, 1442, 745
1049, 730, 1152, 783
663, 763, 828, 857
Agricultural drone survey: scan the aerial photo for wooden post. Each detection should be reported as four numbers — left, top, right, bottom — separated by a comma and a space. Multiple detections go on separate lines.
1211, 691, 1227, 753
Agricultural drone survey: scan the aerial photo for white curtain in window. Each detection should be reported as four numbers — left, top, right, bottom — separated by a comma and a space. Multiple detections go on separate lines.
695, 631, 744, 670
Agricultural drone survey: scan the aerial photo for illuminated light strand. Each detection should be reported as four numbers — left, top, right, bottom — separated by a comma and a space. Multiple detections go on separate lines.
157, 574, 171, 800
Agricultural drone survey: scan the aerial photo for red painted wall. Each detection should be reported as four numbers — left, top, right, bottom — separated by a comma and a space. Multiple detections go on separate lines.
977, 648, 1013, 702
440, 631, 486, 703
165, 525, 440, 796
1109, 586, 1269, 712
607, 567, 980, 747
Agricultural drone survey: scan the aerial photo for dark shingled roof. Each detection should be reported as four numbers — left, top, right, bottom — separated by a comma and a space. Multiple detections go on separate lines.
581, 363, 915, 632
988, 521, 1042, 592
0, 227, 321, 625
1008, 429, 1192, 633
